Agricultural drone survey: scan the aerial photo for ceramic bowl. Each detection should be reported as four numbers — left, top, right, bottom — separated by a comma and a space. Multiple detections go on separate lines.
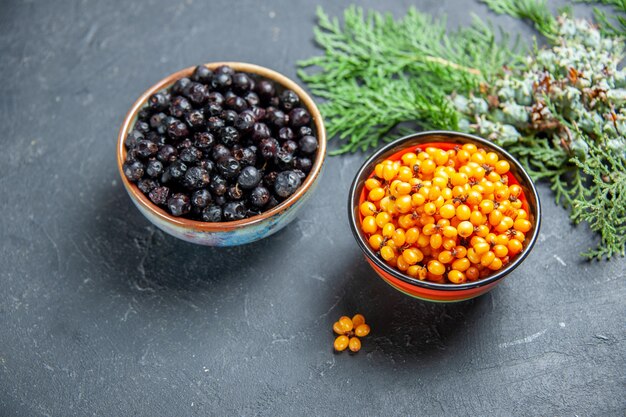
348, 131, 541, 302
117, 62, 326, 246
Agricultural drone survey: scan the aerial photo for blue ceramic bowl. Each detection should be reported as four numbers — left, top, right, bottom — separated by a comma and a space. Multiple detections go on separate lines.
117, 62, 326, 246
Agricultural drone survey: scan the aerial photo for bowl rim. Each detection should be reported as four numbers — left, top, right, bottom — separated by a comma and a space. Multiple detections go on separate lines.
348, 130, 542, 291
117, 61, 327, 231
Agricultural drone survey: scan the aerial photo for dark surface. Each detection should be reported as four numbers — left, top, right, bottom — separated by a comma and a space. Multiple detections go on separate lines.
0, 0, 624, 416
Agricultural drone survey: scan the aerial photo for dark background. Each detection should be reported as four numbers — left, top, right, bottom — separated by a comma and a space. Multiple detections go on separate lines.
1, 0, 624, 415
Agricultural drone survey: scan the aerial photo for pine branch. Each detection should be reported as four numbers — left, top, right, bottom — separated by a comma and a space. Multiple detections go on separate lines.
481, 0, 557, 36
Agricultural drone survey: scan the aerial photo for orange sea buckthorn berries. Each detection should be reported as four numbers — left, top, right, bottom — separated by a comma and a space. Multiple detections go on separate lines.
333, 314, 370, 353
359, 148, 532, 284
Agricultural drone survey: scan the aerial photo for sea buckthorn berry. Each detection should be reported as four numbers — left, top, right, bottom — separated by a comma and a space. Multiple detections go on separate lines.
403, 248, 423, 265
374, 163, 385, 178
471, 152, 486, 164
495, 160, 510, 175
362, 216, 377, 234
368, 187, 385, 201
466, 266, 480, 281
448, 269, 466, 284
466, 190, 482, 205
382, 223, 395, 238
430, 233, 443, 249
417, 233, 430, 248
473, 241, 490, 255
380, 245, 395, 261
442, 225, 458, 238
398, 214, 415, 229
452, 245, 467, 259
352, 314, 365, 328
509, 184, 522, 198
456, 204, 471, 221
334, 335, 349, 351
434, 150, 449, 165
402, 152, 418, 166
470, 210, 485, 226
396, 181, 412, 195
422, 223, 437, 236
462, 143, 477, 154
495, 187, 510, 202
424, 202, 437, 215
440, 203, 456, 219
375, 211, 391, 228
397, 167, 413, 182
493, 244, 508, 258
438, 250, 454, 264
420, 159, 436, 175
365, 178, 381, 190
405, 227, 420, 244
369, 234, 384, 250
393, 229, 406, 247
339, 316, 354, 332
451, 172, 468, 186
452, 257, 470, 272
475, 224, 489, 237
442, 237, 457, 250
479, 199, 494, 214
383, 163, 399, 181
489, 209, 503, 226
508, 239, 523, 255
467, 248, 480, 264
355, 324, 370, 337
514, 218, 532, 233
427, 260, 446, 275
360, 201, 377, 217
333, 322, 345, 335
485, 152, 499, 165
432, 175, 448, 189
412, 193, 426, 206
396, 255, 409, 271
516, 209, 528, 220
457, 221, 474, 238
395, 195, 413, 213
488, 257, 503, 271
480, 251, 496, 267
456, 149, 470, 164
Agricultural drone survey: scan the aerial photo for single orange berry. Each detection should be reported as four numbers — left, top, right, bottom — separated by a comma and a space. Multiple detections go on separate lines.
334, 335, 349, 351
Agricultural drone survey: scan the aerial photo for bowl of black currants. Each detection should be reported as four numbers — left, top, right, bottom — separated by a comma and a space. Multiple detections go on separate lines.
117, 62, 326, 246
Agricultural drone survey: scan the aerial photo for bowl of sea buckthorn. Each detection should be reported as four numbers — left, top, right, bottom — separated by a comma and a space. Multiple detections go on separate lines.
348, 131, 541, 302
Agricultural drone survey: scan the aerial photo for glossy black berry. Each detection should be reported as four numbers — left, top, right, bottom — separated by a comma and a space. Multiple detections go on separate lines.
123, 161, 144, 181
192, 65, 213, 84
215, 65, 235, 75
266, 195, 280, 209
223, 201, 246, 221
194, 132, 215, 149
282, 140, 298, 154
169, 96, 192, 118
146, 159, 164, 178
299, 135, 318, 154
209, 174, 228, 196
233, 146, 257, 166
168, 193, 191, 217
179, 146, 201, 163
225, 96, 248, 113
211, 73, 232, 90
208, 91, 225, 105
211, 144, 231, 161
201, 204, 222, 222
263, 171, 278, 187
250, 186, 270, 207
244, 91, 260, 107
280, 90, 300, 111
171, 77, 192, 96
269, 108, 288, 128
218, 126, 239, 147
220, 109, 237, 126
183, 166, 210, 189
186, 82, 209, 105
162, 160, 187, 183
249, 106, 266, 121
134, 120, 150, 134
232, 73, 252, 93
125, 130, 144, 148
138, 178, 158, 193
148, 92, 169, 111
289, 107, 311, 128
294, 157, 312, 173
227, 185, 244, 201
197, 159, 215, 173
157, 144, 178, 162
237, 166, 261, 189
217, 156, 241, 179
274, 170, 301, 198
274, 149, 294, 169
278, 127, 294, 142
149, 186, 170, 205
150, 112, 168, 134
137, 107, 152, 121
252, 123, 271, 142
191, 189, 212, 208
298, 126, 313, 137
206, 116, 225, 133
167, 119, 189, 140
259, 137, 279, 159
185, 109, 205, 130
234, 111, 255, 133
206, 103, 223, 117
255, 80, 275, 100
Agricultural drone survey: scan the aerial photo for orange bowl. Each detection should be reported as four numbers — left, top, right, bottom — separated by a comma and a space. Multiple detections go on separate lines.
117, 62, 326, 246
348, 131, 541, 302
